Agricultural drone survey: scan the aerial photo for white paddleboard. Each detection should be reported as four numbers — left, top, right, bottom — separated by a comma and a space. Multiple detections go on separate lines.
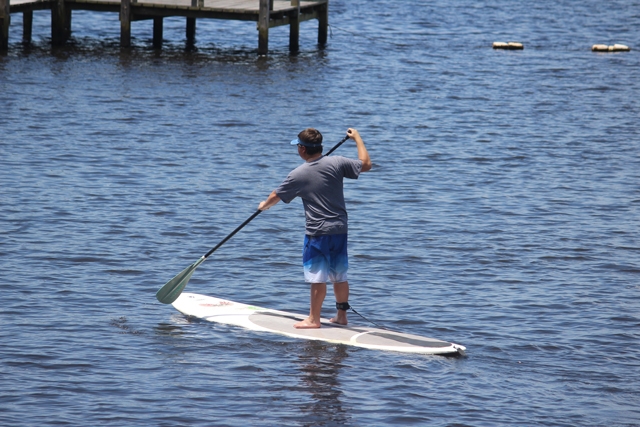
172, 293, 466, 355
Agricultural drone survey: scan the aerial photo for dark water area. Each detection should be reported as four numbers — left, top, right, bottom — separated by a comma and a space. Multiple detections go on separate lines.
1, 0, 639, 425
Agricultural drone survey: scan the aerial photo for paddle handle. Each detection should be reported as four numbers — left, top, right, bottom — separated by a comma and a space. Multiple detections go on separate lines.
204, 209, 262, 259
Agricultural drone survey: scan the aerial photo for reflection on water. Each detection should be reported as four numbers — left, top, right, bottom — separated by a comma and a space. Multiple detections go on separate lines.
294, 341, 351, 427
153, 315, 199, 336
154, 322, 188, 335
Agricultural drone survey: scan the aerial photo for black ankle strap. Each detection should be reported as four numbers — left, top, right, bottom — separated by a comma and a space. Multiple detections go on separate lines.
336, 302, 350, 311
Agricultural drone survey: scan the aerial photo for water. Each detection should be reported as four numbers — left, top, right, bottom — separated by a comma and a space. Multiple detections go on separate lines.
1, 0, 639, 425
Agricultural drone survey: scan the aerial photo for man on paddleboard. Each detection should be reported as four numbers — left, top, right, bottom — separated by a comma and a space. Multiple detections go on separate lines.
258, 128, 372, 329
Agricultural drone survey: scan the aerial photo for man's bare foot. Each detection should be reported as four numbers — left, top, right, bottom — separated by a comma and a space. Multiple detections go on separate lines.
329, 315, 348, 325
294, 318, 321, 329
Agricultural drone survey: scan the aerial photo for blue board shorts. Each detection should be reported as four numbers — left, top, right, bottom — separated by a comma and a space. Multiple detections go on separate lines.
303, 234, 348, 283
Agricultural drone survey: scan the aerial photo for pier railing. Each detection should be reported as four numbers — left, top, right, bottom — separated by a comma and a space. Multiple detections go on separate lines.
0, 0, 329, 53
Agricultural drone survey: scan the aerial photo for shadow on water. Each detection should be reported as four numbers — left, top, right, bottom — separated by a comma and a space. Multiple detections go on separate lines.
153, 315, 199, 336
4, 33, 329, 67
154, 322, 189, 335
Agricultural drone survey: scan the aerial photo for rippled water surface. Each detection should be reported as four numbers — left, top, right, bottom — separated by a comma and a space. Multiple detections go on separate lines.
1, 1, 639, 425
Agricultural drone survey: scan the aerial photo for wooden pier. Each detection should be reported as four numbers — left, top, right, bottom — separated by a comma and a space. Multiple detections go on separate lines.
0, 0, 329, 53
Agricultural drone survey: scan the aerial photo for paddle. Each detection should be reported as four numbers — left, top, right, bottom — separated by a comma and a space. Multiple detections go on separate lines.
156, 133, 351, 304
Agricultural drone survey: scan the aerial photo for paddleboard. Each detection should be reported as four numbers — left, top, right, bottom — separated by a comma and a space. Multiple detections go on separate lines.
172, 293, 466, 356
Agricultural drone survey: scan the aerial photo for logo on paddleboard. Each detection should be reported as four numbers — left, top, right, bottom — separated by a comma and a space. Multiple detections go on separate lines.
199, 301, 233, 307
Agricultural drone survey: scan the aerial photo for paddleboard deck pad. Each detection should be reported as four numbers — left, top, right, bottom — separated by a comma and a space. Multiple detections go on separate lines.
172, 293, 466, 355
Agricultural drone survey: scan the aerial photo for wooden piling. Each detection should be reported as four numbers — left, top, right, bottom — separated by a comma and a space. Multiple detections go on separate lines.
289, 0, 299, 53
186, 0, 198, 45
153, 17, 163, 48
51, 0, 71, 45
186, 18, 195, 44
318, 2, 328, 45
120, 0, 131, 47
1, 0, 10, 50
23, 10, 32, 43
258, 0, 269, 55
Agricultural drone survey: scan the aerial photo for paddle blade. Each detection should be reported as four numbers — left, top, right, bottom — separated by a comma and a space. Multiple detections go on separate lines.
156, 257, 206, 304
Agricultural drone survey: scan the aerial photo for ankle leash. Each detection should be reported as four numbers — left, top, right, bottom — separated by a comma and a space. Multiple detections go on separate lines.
336, 302, 391, 331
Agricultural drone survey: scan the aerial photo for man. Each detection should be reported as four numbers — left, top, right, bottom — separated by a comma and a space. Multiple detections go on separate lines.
258, 128, 371, 329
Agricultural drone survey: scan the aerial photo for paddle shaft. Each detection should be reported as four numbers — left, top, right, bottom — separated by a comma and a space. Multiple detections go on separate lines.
326, 135, 349, 156
204, 209, 261, 259
202, 134, 349, 260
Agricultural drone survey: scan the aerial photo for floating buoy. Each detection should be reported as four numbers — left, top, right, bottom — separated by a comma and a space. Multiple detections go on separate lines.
592, 44, 631, 52
493, 42, 524, 50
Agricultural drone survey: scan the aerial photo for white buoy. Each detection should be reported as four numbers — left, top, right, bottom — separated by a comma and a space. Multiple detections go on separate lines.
592, 44, 631, 52
493, 42, 524, 50
612, 44, 631, 51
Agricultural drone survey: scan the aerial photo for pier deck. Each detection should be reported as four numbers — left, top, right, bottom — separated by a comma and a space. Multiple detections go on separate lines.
0, 0, 329, 53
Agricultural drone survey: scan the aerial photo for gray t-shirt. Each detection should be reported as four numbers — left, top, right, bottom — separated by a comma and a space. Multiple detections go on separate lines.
276, 155, 363, 236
